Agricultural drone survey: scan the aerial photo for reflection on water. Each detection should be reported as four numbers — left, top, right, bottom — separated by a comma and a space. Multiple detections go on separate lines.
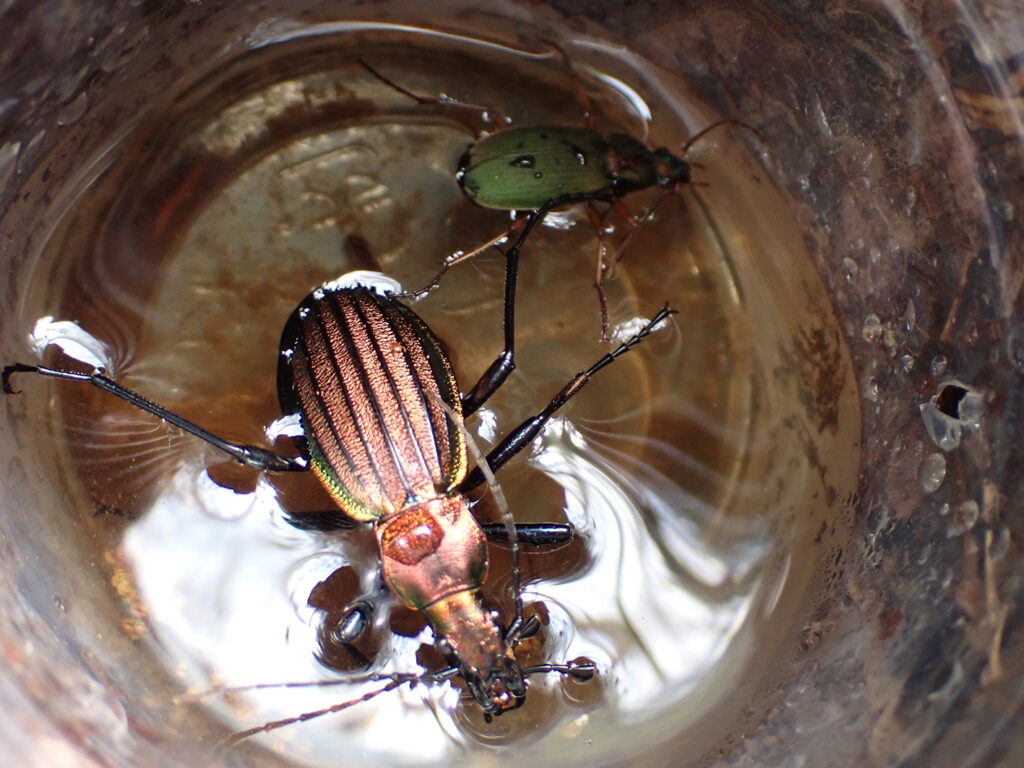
17, 27, 860, 767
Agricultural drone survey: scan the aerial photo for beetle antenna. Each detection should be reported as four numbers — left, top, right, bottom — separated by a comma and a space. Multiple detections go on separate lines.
218, 669, 459, 748
427, 393, 523, 627
215, 658, 595, 748
680, 119, 766, 156
357, 58, 509, 134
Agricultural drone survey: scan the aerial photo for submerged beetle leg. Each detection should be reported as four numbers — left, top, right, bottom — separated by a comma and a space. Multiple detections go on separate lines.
397, 216, 528, 301
582, 201, 614, 340
2, 363, 308, 472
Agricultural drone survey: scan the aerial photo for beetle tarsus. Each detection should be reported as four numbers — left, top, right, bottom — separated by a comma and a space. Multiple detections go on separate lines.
461, 304, 675, 490
2, 362, 38, 394
235, 445, 307, 472
283, 508, 361, 532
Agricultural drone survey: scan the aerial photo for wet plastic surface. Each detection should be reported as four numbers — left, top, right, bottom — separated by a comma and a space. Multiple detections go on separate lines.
1, 1, 1023, 766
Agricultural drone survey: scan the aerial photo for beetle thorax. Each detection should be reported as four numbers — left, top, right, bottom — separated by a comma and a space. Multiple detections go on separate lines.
375, 497, 524, 714
376, 496, 487, 611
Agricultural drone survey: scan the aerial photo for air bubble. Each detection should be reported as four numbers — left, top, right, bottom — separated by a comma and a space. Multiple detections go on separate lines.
930, 355, 947, 376
919, 453, 946, 494
863, 376, 879, 403
841, 257, 858, 284
57, 92, 88, 126
903, 300, 916, 333
862, 313, 882, 342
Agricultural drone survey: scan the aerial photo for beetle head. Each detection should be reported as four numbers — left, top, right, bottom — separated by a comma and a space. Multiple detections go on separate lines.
653, 148, 690, 186
464, 653, 527, 718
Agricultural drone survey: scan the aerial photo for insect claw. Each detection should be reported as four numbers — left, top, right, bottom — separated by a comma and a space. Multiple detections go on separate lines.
2, 362, 36, 394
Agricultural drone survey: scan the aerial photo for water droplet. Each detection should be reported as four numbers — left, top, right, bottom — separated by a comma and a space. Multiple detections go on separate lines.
1005, 325, 1024, 372
0, 140, 21, 186
862, 313, 883, 342
930, 355, 947, 376
956, 387, 984, 427
57, 92, 88, 126
946, 500, 979, 537
863, 376, 879, 403
989, 526, 1011, 561
899, 354, 914, 373
903, 300, 916, 332
841, 257, 858, 283
904, 186, 917, 212
919, 453, 946, 494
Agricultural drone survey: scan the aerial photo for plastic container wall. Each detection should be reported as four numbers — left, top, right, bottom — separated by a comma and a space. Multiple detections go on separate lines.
0, 1, 1021, 766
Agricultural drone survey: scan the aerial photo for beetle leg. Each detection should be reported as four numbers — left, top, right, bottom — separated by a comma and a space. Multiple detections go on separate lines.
399, 217, 527, 300
282, 508, 362, 532
459, 304, 675, 489
542, 40, 597, 130
460, 192, 615, 416
459, 203, 552, 416
583, 202, 613, 340
2, 363, 308, 472
480, 522, 573, 547
606, 187, 676, 277
358, 59, 508, 134
611, 198, 638, 228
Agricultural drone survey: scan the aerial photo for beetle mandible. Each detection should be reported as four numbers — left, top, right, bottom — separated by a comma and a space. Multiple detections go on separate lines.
3, 207, 674, 740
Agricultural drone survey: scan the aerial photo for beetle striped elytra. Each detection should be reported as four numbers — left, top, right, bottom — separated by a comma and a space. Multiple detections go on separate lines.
3, 211, 675, 741
359, 53, 760, 338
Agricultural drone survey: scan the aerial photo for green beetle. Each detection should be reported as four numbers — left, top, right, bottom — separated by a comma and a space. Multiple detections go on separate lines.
359, 57, 754, 336
456, 126, 690, 211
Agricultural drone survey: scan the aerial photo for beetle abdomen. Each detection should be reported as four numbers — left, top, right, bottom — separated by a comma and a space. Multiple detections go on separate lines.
278, 287, 465, 521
